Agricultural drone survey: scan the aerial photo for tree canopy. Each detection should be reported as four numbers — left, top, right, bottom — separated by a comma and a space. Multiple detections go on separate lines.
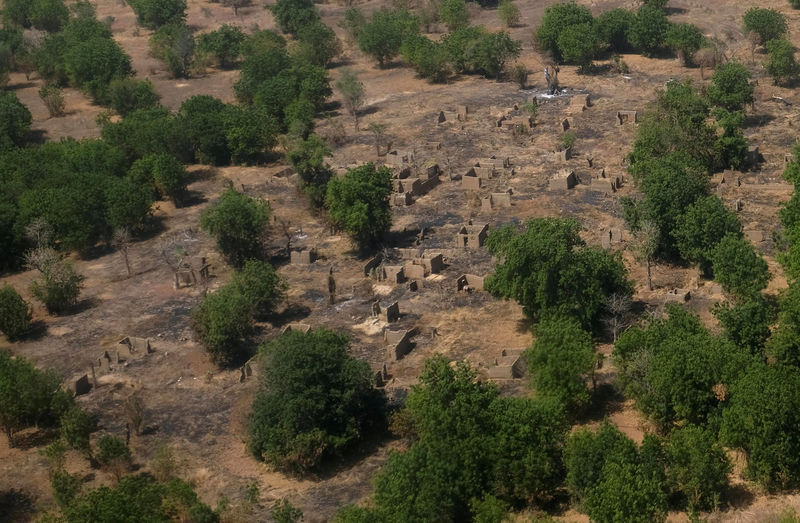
200, 188, 271, 267
325, 163, 392, 251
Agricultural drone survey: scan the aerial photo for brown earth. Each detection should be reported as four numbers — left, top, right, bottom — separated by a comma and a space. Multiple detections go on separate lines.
3, 0, 800, 520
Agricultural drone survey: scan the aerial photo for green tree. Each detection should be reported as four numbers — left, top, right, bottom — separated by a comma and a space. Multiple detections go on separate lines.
766, 282, 800, 367
714, 295, 775, 356
101, 107, 188, 163
335, 68, 365, 131
104, 176, 155, 232
271, 498, 303, 523
295, 21, 341, 68
30, 0, 69, 32
526, 315, 596, 410
711, 234, 770, 300
230, 260, 286, 320
0, 285, 32, 340
51, 471, 82, 508
200, 188, 270, 267
672, 194, 742, 273
485, 217, 632, 333
59, 406, 93, 456
766, 38, 800, 86
234, 47, 291, 104
191, 284, 254, 366
108, 78, 161, 117
63, 36, 133, 104
707, 61, 755, 112
400, 35, 453, 83
742, 7, 787, 45
177, 95, 230, 164
248, 329, 386, 473
2, 0, 33, 28
466, 30, 521, 79
128, 153, 189, 206
0, 351, 72, 447
358, 8, 419, 67
63, 474, 218, 522
438, 0, 469, 31
613, 305, 754, 431
497, 0, 520, 28
557, 23, 597, 72
149, 23, 195, 79
665, 22, 703, 66
26, 248, 85, 314
664, 425, 730, 511
628, 6, 669, 57
583, 460, 667, 523
197, 24, 246, 69
287, 133, 333, 207
270, 0, 319, 36
721, 362, 800, 489
0, 90, 31, 152
129, 0, 186, 29
96, 434, 132, 482
534, 1, 593, 62
325, 163, 392, 251
595, 8, 635, 53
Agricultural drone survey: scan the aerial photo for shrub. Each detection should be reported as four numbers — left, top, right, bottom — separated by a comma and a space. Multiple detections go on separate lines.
557, 22, 597, 72
463, 30, 520, 79
510, 62, 527, 88
39, 84, 65, 117
129, 0, 186, 29
270, 0, 319, 36
59, 406, 93, 455
0, 351, 73, 447
108, 78, 160, 116
200, 188, 271, 267
26, 249, 84, 314
248, 329, 386, 473
559, 131, 576, 151
742, 7, 787, 45
51, 471, 82, 508
96, 434, 132, 482
665, 425, 730, 511
498, 0, 520, 28
628, 6, 669, 57
325, 163, 392, 250
191, 284, 253, 366
63, 36, 133, 104
358, 8, 419, 67
128, 153, 188, 205
711, 234, 770, 300
438, 0, 469, 31
672, 195, 741, 273
0, 285, 32, 340
230, 260, 287, 320
197, 24, 246, 69
534, 1, 593, 61
595, 8, 635, 53
707, 61, 755, 112
400, 35, 452, 83
30, 0, 69, 32
287, 133, 333, 207
149, 23, 195, 79
0, 90, 32, 152
665, 22, 703, 65
766, 38, 800, 86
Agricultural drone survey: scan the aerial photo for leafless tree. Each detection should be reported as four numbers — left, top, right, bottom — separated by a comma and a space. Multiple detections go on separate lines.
25, 218, 54, 248
631, 221, 660, 291
113, 228, 133, 278
603, 293, 633, 342
367, 122, 388, 158
123, 394, 145, 436
275, 217, 294, 256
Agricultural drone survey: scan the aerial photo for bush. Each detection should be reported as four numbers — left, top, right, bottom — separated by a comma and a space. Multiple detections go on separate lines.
510, 62, 527, 88
108, 78, 160, 116
128, 153, 188, 205
665, 426, 730, 511
191, 284, 254, 366
295, 21, 341, 68
149, 23, 195, 79
325, 163, 392, 250
270, 0, 319, 36
197, 25, 246, 69
51, 471, 82, 508
707, 61, 755, 112
248, 329, 386, 474
39, 84, 66, 117
59, 406, 93, 455
0, 351, 73, 447
464, 30, 521, 79
498, 0, 520, 28
0, 285, 32, 340
176, 95, 228, 164
526, 315, 596, 410
485, 217, 632, 333
287, 133, 333, 207
628, 6, 669, 56
583, 459, 667, 523
595, 8, 635, 53
557, 23, 597, 72
714, 296, 774, 356
711, 234, 770, 300
26, 250, 84, 315
742, 7, 787, 45
665, 22, 703, 65
0, 90, 32, 152
400, 35, 452, 83
438, 0, 469, 31
63, 36, 133, 104
534, 1, 593, 61
96, 434, 132, 481
200, 188, 271, 267
129, 0, 186, 29
358, 8, 419, 67
766, 38, 800, 86
230, 260, 286, 320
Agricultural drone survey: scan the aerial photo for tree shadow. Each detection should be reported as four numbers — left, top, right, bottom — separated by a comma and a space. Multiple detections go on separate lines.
179, 190, 208, 208
10, 427, 60, 450
0, 489, 35, 521
724, 483, 755, 510
21, 320, 48, 341
578, 382, 626, 424
270, 303, 312, 328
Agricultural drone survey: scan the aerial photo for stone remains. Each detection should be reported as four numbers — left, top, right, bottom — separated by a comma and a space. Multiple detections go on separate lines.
455, 222, 489, 249
174, 256, 212, 289
118, 337, 152, 358
457, 274, 485, 291
394, 178, 421, 195
560, 118, 572, 132
569, 94, 591, 114
384, 301, 400, 323
553, 148, 572, 163
473, 166, 495, 180
477, 156, 511, 169
386, 150, 414, 166
281, 323, 312, 335
744, 230, 766, 243
462, 172, 482, 190
363, 253, 383, 276
601, 228, 624, 249
734, 200, 743, 212
385, 327, 418, 361
406, 253, 445, 277
394, 166, 412, 179
382, 265, 405, 284
72, 375, 91, 396
481, 191, 513, 212
291, 248, 316, 265
549, 169, 576, 191
457, 105, 469, 120
436, 110, 458, 125
616, 110, 638, 125
664, 288, 691, 303
427, 141, 442, 150
487, 349, 526, 379
393, 192, 413, 206
403, 262, 426, 281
